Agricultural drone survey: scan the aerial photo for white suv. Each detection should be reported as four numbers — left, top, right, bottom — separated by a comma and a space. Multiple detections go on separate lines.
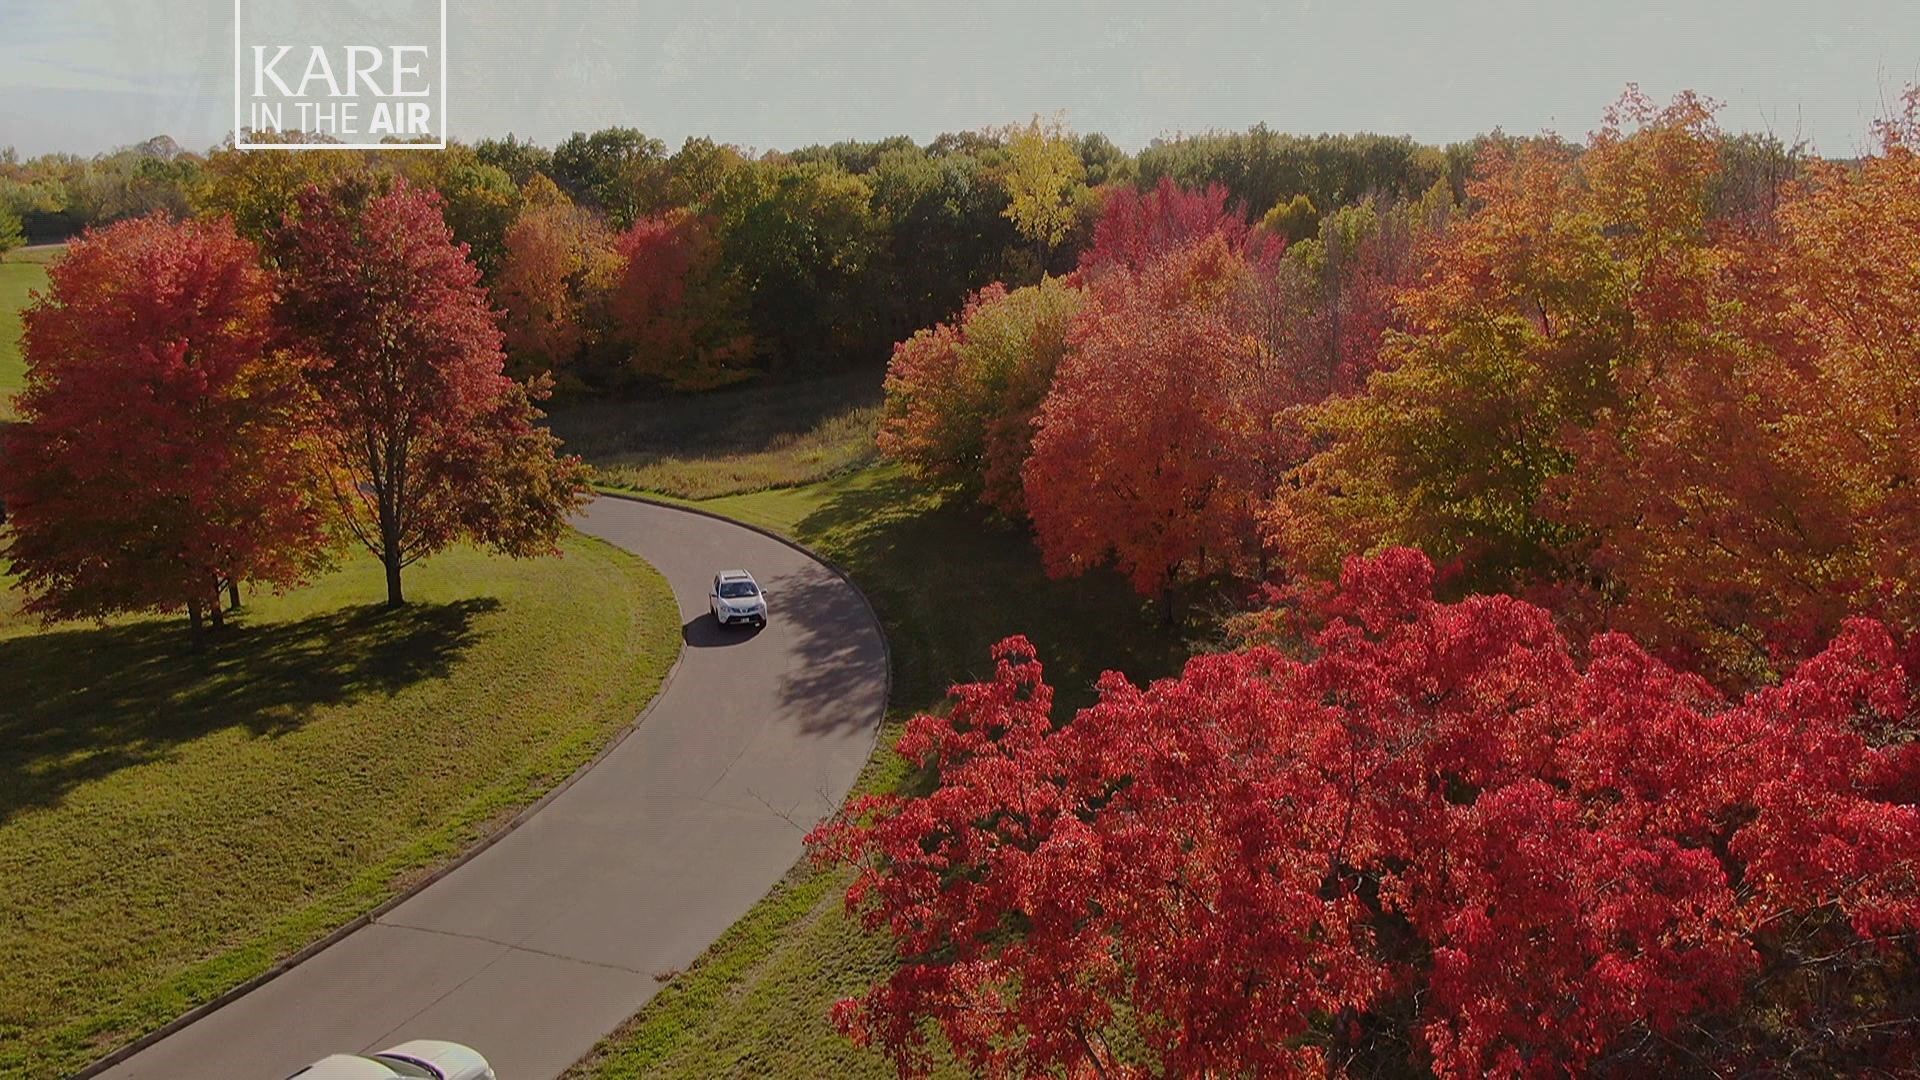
709, 569, 768, 628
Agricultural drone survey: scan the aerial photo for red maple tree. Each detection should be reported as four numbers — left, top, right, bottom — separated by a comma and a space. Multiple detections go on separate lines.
1078, 176, 1279, 276
815, 548, 1920, 1078
277, 177, 587, 607
605, 209, 753, 390
1, 213, 331, 634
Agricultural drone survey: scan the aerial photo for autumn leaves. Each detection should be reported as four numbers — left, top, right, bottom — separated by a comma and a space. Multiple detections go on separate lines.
839, 88, 1920, 1077
2, 178, 586, 629
885, 88, 1920, 691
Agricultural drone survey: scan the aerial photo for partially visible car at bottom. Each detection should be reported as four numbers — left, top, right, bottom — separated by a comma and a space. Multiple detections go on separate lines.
285, 1040, 494, 1080
709, 569, 768, 627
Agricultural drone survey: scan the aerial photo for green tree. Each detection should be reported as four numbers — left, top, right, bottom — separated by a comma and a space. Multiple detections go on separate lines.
712, 161, 886, 370
868, 146, 1018, 337
551, 127, 667, 227
0, 202, 22, 254
475, 133, 553, 186
664, 136, 747, 210
1257, 193, 1318, 243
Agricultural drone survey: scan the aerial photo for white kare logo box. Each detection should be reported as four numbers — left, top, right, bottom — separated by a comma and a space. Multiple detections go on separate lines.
233, 0, 447, 150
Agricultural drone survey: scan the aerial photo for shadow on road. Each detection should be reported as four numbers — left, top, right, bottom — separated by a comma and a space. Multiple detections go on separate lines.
683, 611, 763, 647
766, 567, 887, 738
0, 597, 498, 825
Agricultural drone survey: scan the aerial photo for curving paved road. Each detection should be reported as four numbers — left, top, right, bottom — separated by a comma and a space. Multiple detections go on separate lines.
95, 496, 888, 1080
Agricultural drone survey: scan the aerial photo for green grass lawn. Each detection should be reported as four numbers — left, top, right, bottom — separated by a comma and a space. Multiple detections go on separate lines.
571, 464, 1193, 1079
548, 371, 884, 500
0, 537, 681, 1078
0, 248, 54, 421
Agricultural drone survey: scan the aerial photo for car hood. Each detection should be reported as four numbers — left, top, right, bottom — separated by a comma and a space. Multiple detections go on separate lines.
719, 594, 765, 607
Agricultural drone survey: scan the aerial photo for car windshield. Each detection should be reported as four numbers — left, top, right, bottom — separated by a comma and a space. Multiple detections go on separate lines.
370, 1055, 440, 1079
718, 581, 758, 599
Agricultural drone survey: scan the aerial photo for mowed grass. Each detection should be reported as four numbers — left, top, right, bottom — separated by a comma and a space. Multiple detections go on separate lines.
0, 536, 681, 1078
570, 463, 1193, 1079
0, 248, 54, 421
549, 371, 884, 500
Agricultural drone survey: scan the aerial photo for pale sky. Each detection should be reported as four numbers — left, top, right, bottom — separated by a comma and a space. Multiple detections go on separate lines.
2, 0, 1917, 158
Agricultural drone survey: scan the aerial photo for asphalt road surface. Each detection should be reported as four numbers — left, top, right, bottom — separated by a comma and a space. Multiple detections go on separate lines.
96, 496, 888, 1080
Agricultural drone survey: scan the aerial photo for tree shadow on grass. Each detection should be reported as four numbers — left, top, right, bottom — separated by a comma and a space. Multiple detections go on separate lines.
787, 470, 1193, 720
0, 597, 499, 824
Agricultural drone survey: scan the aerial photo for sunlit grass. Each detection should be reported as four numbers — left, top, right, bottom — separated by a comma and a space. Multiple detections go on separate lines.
0, 252, 51, 421
0, 537, 680, 1078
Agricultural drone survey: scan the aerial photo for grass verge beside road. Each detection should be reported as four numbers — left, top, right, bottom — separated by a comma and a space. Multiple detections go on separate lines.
571, 464, 1192, 1079
0, 536, 680, 1078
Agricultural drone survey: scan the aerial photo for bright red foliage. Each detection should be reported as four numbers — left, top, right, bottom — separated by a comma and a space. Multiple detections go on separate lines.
1078, 176, 1280, 275
277, 177, 587, 607
606, 210, 753, 390
815, 548, 1920, 1078
1, 214, 330, 624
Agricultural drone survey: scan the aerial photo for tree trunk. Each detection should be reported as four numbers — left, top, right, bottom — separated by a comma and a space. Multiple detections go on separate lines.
228, 580, 242, 611
384, 549, 405, 608
208, 594, 224, 631
187, 597, 204, 647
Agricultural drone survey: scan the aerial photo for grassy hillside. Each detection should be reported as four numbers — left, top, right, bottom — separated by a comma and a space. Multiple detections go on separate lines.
548, 371, 883, 500
0, 538, 681, 1077
0, 247, 54, 421
571, 464, 1193, 1079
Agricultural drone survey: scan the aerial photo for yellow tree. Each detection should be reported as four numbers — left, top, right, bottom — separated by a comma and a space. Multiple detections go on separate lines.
997, 115, 1086, 268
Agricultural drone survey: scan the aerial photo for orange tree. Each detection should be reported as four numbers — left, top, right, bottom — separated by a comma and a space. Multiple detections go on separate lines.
1272, 90, 1728, 597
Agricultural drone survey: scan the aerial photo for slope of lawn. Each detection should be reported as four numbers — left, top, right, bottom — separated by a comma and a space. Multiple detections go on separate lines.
0, 248, 54, 421
572, 463, 1193, 1079
0, 536, 681, 1078
547, 370, 884, 500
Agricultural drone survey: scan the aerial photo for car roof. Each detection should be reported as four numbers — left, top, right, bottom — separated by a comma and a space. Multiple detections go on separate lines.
717, 569, 754, 581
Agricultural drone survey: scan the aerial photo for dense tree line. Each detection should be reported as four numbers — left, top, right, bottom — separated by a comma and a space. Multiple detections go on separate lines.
3, 120, 1505, 377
